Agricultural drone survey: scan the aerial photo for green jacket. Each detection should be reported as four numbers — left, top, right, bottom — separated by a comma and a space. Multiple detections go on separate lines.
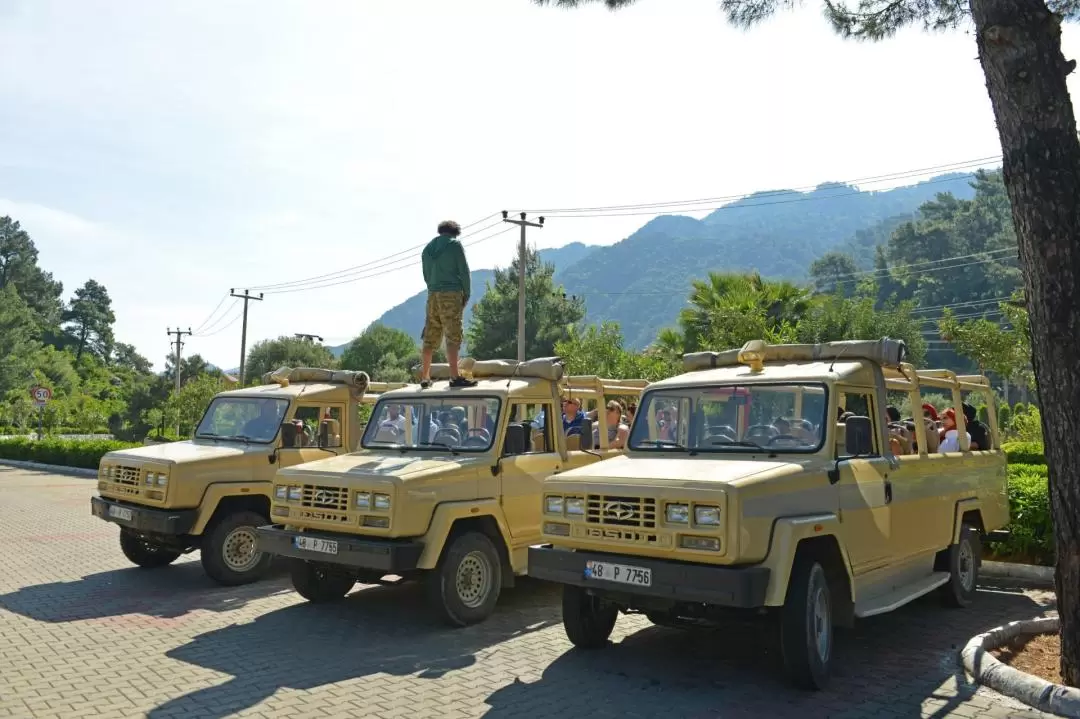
422, 234, 471, 298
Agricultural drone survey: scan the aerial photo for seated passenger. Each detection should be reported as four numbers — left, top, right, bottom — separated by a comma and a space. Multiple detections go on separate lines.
962, 402, 988, 450
562, 397, 585, 435
593, 400, 630, 449
939, 408, 971, 452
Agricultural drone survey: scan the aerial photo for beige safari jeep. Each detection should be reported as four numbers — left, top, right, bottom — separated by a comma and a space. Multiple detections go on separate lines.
255, 357, 646, 626
91, 368, 403, 585
527, 338, 1009, 689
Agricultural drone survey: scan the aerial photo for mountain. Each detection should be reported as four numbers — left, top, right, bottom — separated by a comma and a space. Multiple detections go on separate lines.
329, 242, 598, 355
333, 172, 980, 354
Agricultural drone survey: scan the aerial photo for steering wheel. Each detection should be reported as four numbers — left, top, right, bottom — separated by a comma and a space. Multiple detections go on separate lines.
462, 435, 489, 448
745, 424, 777, 440
767, 433, 802, 445
432, 428, 460, 447
467, 427, 491, 443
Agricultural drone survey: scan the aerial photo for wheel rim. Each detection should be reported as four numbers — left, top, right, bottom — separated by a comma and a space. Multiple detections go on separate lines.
455, 550, 492, 608
959, 540, 975, 591
222, 526, 261, 573
811, 571, 831, 662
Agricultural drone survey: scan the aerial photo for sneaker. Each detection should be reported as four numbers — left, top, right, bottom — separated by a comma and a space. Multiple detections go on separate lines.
449, 376, 477, 388
420, 379, 431, 389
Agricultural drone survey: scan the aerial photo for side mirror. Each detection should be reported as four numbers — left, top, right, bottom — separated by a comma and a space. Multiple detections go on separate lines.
845, 416, 874, 457
504, 423, 526, 456
579, 418, 594, 450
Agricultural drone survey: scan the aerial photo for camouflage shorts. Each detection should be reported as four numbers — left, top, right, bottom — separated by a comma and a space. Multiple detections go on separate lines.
422, 291, 465, 350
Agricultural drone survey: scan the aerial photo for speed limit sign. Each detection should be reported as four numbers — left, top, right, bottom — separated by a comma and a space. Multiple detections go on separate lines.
30, 386, 52, 407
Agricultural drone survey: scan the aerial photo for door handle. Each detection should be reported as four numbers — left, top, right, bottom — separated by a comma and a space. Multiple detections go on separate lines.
884, 480, 893, 504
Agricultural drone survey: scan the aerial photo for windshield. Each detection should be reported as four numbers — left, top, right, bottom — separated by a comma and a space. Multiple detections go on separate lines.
195, 397, 290, 443
629, 383, 828, 453
361, 396, 501, 452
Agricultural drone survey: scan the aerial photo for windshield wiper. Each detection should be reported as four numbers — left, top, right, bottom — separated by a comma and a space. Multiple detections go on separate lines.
707, 439, 768, 451
417, 441, 459, 455
637, 439, 687, 451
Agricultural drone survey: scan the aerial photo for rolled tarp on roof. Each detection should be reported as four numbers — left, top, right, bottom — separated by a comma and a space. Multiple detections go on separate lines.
426, 357, 565, 382
262, 367, 371, 394
683, 338, 908, 373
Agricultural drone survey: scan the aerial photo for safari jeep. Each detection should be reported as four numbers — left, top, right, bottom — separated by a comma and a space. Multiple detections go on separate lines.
255, 357, 646, 626
91, 367, 403, 586
527, 338, 1009, 689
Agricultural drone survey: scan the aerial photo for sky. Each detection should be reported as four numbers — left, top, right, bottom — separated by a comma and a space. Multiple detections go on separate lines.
3, 0, 1080, 371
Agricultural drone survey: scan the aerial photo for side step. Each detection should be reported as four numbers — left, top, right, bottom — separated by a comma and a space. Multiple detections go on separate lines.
854, 571, 951, 618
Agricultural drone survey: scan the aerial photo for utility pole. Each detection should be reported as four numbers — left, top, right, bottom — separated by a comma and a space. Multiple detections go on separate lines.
501, 211, 544, 362
230, 289, 264, 386
294, 333, 323, 343
167, 327, 192, 436
166, 327, 193, 393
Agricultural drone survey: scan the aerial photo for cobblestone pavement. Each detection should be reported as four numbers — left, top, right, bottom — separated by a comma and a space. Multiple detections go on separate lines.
0, 465, 1061, 718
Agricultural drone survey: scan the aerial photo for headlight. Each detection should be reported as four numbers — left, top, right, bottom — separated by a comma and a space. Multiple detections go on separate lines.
156, 474, 167, 487
545, 496, 564, 515
288, 486, 302, 501
565, 497, 585, 515
144, 473, 154, 486
356, 492, 371, 509
373, 493, 390, 511
694, 506, 721, 526
666, 503, 689, 523
275, 486, 287, 500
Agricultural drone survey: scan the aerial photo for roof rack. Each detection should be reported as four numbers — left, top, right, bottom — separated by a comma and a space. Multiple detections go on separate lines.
424, 357, 566, 383
683, 338, 908, 373
564, 376, 650, 396
883, 365, 992, 394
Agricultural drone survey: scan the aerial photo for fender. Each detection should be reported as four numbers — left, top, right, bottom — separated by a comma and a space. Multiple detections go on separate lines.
760, 514, 855, 607
190, 482, 272, 535
952, 498, 982, 544
415, 499, 513, 570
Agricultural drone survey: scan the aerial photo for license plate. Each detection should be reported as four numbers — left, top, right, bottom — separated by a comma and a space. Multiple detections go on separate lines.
584, 560, 651, 587
294, 535, 338, 555
108, 505, 133, 521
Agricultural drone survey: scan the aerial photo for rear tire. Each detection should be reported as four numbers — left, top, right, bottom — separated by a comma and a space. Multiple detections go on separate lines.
290, 561, 356, 602
563, 585, 618, 649
426, 531, 502, 627
200, 510, 273, 586
119, 528, 182, 568
780, 556, 833, 690
939, 525, 980, 608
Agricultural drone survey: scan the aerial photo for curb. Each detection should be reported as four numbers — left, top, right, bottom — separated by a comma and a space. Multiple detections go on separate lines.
962, 616, 1080, 718
982, 560, 1056, 587
0, 459, 97, 479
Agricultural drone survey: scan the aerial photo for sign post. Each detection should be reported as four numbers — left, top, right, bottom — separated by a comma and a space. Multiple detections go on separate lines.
30, 386, 51, 440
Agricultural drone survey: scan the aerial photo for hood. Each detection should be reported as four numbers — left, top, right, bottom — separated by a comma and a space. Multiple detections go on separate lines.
278, 450, 487, 482
425, 234, 455, 259
549, 453, 805, 490
103, 440, 254, 466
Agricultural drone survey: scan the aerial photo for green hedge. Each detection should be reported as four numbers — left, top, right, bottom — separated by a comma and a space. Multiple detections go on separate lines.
989, 462, 1054, 565
1003, 441, 1045, 465
0, 437, 139, 470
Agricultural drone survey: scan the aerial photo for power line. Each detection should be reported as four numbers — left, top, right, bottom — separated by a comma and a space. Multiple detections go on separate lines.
195, 305, 243, 337
192, 294, 229, 335
194, 299, 240, 336
523, 155, 1001, 215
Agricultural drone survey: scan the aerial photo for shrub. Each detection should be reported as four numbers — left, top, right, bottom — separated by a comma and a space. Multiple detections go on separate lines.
988, 463, 1054, 565
0, 437, 139, 470
1003, 441, 1045, 465
997, 404, 1011, 431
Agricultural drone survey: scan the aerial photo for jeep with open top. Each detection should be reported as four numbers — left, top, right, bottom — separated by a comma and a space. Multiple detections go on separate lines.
91, 367, 403, 585
527, 338, 1009, 689
255, 356, 647, 626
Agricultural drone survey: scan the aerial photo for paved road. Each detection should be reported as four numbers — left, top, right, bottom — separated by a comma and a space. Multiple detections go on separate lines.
0, 465, 1059, 718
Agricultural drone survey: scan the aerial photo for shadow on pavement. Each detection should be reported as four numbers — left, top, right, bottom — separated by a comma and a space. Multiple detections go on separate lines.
0, 559, 292, 622
148, 577, 560, 719
483, 584, 1053, 719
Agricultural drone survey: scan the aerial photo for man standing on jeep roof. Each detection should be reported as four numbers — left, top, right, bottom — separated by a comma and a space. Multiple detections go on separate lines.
419, 220, 477, 389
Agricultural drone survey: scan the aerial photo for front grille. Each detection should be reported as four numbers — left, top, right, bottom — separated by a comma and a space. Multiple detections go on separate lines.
113, 465, 141, 486
586, 494, 656, 529
300, 484, 349, 511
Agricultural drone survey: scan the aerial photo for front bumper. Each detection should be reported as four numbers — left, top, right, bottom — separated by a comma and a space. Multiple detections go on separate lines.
255, 525, 424, 573
90, 496, 198, 535
527, 546, 770, 608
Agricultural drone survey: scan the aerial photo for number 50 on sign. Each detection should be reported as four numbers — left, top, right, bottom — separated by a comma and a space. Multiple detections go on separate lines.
30, 386, 52, 407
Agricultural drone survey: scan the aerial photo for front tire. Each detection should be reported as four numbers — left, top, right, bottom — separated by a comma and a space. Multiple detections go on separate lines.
780, 556, 833, 690
200, 510, 273, 586
119, 528, 182, 568
426, 531, 502, 627
290, 561, 356, 602
939, 525, 980, 608
563, 585, 618, 648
